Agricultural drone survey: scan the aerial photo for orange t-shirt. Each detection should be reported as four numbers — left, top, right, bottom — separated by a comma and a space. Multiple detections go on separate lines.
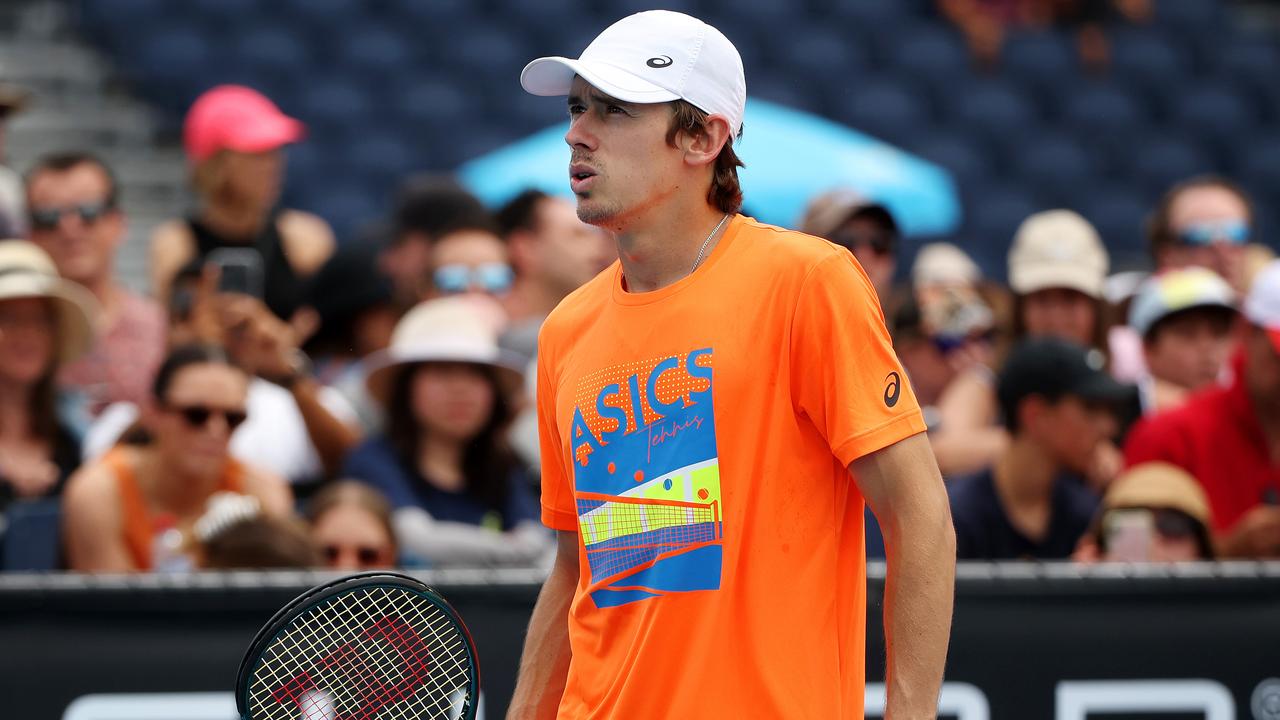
537, 215, 926, 719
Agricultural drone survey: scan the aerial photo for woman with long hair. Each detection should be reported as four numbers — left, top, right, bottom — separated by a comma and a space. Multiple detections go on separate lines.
0, 240, 96, 515
63, 344, 292, 571
341, 296, 550, 567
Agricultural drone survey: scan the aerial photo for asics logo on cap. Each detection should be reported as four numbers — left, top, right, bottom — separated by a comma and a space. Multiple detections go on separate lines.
646, 55, 673, 68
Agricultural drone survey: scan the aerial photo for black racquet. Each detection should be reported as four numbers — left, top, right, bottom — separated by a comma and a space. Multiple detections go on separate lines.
236, 572, 480, 720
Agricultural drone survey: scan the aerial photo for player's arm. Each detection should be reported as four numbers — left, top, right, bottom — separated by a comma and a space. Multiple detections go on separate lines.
507, 530, 578, 720
852, 431, 955, 719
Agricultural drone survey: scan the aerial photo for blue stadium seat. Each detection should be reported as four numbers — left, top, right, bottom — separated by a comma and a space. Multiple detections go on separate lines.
836, 76, 932, 146
826, 0, 914, 38
1233, 135, 1280, 209
963, 183, 1042, 264
340, 23, 415, 77
391, 75, 469, 130
1011, 132, 1097, 205
1077, 184, 1151, 265
888, 23, 971, 89
1217, 35, 1280, 120
1110, 28, 1191, 109
948, 78, 1039, 145
435, 25, 531, 86
1171, 81, 1258, 151
1059, 81, 1145, 140
1125, 133, 1213, 197
1153, 0, 1224, 34
1, 499, 62, 571
343, 130, 421, 188
749, 71, 820, 115
128, 24, 217, 115
908, 132, 993, 187
775, 24, 866, 82
1001, 31, 1078, 97
293, 75, 376, 137
300, 182, 385, 243
232, 26, 312, 84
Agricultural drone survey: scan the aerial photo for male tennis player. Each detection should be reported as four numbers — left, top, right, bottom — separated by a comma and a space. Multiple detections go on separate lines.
507, 11, 954, 719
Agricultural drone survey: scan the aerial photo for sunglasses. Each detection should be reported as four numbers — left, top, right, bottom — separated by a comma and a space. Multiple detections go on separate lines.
322, 544, 387, 566
165, 403, 248, 431
1177, 219, 1249, 247
828, 230, 894, 256
433, 263, 514, 295
1106, 507, 1201, 540
28, 199, 115, 230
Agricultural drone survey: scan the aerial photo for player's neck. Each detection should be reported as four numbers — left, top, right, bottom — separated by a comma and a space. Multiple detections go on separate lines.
614, 200, 728, 294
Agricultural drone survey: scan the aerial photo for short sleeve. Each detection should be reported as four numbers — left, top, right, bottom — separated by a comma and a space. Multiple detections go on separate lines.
536, 343, 578, 531
1122, 415, 1188, 470
790, 252, 926, 467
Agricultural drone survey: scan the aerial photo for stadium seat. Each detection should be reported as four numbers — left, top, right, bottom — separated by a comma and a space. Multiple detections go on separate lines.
909, 132, 994, 186
1001, 31, 1079, 98
1216, 35, 1280, 119
1110, 28, 1191, 108
293, 74, 376, 137
835, 76, 932, 145
340, 23, 415, 77
1171, 81, 1258, 151
948, 78, 1039, 145
1125, 133, 1213, 197
1059, 81, 1145, 140
963, 183, 1043, 267
888, 23, 971, 89
749, 70, 821, 115
1153, 0, 1225, 34
1, 499, 62, 571
343, 130, 421, 189
1077, 184, 1151, 266
1233, 135, 1280, 207
1011, 132, 1097, 205
774, 24, 866, 82
232, 26, 312, 84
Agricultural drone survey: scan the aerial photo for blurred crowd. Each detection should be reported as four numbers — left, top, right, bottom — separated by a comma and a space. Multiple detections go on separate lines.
0, 74, 1276, 575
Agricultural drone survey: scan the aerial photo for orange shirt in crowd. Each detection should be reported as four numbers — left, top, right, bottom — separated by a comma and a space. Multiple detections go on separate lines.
537, 215, 926, 719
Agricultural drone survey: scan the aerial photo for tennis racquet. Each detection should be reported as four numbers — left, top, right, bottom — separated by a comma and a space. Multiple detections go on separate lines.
236, 571, 481, 720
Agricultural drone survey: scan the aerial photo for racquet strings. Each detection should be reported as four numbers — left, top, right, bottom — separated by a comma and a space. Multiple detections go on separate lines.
246, 585, 474, 720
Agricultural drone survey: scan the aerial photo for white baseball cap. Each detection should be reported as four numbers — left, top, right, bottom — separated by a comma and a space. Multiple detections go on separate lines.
520, 10, 746, 136
1243, 259, 1280, 353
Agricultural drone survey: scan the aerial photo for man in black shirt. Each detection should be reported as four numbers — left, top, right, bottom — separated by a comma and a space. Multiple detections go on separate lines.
950, 337, 1134, 560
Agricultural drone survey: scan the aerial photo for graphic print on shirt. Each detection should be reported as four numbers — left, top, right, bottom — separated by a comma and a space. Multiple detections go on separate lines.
570, 347, 723, 608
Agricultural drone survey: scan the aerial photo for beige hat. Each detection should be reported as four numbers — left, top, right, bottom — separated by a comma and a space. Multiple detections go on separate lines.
797, 188, 899, 241
913, 242, 981, 289
1103, 462, 1212, 527
1008, 210, 1109, 298
0, 240, 98, 363
364, 295, 525, 405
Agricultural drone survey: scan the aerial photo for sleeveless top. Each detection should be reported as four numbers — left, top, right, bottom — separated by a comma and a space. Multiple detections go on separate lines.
186, 210, 305, 320
106, 447, 246, 570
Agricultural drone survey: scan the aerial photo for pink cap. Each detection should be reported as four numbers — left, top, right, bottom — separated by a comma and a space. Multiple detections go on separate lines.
183, 85, 305, 163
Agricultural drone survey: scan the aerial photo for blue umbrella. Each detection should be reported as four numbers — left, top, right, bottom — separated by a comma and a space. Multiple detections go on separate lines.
458, 98, 960, 237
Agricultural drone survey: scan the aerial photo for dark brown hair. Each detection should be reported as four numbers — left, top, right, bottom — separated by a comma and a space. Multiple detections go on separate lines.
386, 363, 517, 512
201, 516, 320, 569
1146, 175, 1254, 263
24, 150, 120, 208
306, 480, 398, 557
666, 100, 745, 214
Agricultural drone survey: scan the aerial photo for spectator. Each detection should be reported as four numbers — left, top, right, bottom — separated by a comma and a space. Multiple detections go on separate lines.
343, 296, 551, 567
149, 85, 334, 324
0, 240, 96, 516
300, 242, 398, 435
893, 243, 997, 425
938, 0, 1150, 70
798, 189, 900, 305
1147, 176, 1254, 294
63, 344, 292, 571
85, 280, 361, 486
306, 480, 398, 571
950, 337, 1132, 559
381, 175, 493, 310
1127, 267, 1238, 414
25, 152, 166, 416
427, 220, 514, 301
200, 513, 318, 570
1124, 260, 1280, 558
495, 189, 613, 361
0, 72, 30, 238
1077, 462, 1214, 563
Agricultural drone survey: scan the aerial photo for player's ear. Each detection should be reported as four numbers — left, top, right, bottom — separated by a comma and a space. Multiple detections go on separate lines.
684, 115, 731, 169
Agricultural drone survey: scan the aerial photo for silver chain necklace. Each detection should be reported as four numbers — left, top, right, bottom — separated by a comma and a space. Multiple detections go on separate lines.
691, 213, 731, 273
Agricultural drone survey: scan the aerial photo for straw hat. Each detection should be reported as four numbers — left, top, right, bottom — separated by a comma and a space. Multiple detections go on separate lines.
364, 295, 525, 405
0, 240, 98, 363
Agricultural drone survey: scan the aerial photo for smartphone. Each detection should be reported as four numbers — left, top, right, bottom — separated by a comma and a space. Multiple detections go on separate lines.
1103, 508, 1154, 562
208, 248, 265, 299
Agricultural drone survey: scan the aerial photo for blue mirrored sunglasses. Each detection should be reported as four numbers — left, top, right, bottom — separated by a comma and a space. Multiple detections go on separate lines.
1177, 220, 1249, 246
433, 263, 514, 295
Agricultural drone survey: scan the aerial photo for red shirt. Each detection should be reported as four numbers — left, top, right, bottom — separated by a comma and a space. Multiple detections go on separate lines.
1124, 366, 1280, 533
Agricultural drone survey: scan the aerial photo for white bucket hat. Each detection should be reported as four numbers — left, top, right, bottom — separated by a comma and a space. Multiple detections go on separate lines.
0, 239, 98, 363
363, 295, 525, 405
